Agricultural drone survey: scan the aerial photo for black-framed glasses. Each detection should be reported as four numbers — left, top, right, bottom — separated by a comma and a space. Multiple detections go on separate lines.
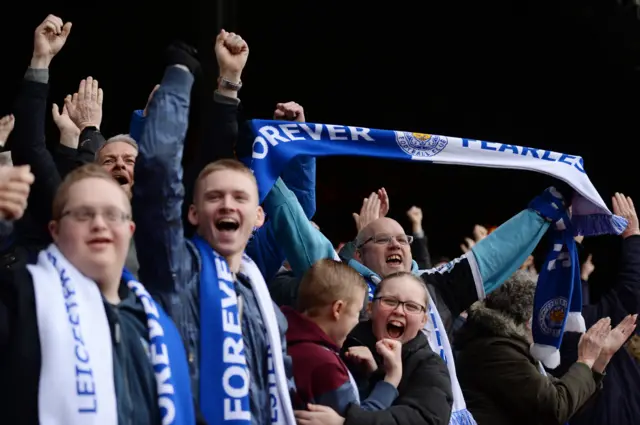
357, 233, 414, 249
61, 206, 131, 224
373, 296, 426, 314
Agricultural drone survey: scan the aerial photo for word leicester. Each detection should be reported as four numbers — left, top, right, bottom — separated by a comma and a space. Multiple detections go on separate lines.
252, 123, 373, 159
461, 139, 585, 174
215, 257, 251, 422
49, 252, 98, 415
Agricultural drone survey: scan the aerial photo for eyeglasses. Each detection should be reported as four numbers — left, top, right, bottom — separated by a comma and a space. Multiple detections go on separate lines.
61, 206, 131, 224
373, 296, 426, 314
357, 234, 414, 249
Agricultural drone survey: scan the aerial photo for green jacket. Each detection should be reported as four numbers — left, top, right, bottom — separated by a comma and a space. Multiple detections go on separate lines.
454, 302, 603, 425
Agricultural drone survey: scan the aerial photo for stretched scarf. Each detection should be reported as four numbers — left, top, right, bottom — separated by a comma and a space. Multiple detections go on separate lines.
529, 188, 586, 368
192, 235, 295, 425
29, 244, 194, 425
248, 120, 629, 423
248, 120, 626, 237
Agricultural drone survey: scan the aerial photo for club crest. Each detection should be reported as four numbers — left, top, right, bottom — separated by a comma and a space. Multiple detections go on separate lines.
538, 297, 568, 337
395, 132, 448, 158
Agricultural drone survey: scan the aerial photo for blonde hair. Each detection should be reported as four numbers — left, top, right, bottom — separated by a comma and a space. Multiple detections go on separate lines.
52, 163, 129, 220
297, 259, 368, 316
193, 159, 257, 202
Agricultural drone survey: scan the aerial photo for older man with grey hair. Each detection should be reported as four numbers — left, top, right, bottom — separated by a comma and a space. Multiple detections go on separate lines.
95, 134, 138, 198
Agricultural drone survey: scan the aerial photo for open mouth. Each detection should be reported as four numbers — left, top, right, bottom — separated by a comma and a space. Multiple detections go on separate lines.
386, 320, 405, 339
386, 254, 403, 266
215, 217, 240, 232
112, 173, 129, 186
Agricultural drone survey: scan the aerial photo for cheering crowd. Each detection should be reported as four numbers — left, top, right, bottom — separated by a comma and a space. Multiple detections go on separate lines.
1, 14, 639, 425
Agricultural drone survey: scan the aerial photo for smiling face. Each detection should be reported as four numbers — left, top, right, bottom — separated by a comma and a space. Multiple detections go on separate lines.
50, 176, 134, 283
188, 161, 264, 270
357, 218, 413, 278
97, 139, 138, 198
370, 274, 428, 343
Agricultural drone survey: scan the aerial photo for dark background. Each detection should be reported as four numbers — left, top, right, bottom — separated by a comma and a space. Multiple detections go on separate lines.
3, 0, 640, 299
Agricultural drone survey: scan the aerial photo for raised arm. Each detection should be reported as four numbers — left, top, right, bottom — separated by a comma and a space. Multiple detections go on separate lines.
587, 193, 640, 325
132, 54, 196, 294
10, 15, 71, 233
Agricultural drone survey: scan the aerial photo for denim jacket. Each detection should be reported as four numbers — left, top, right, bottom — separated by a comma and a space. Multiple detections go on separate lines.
131, 66, 332, 424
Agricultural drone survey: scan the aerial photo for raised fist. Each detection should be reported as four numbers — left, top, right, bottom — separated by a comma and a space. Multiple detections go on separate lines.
215, 30, 249, 80
33, 14, 71, 61
0, 165, 35, 221
273, 102, 305, 123
0, 115, 15, 147
406, 206, 423, 224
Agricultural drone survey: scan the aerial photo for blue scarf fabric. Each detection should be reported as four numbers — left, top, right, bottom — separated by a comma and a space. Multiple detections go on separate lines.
527, 189, 585, 368
191, 235, 252, 425
248, 120, 626, 238
122, 269, 195, 425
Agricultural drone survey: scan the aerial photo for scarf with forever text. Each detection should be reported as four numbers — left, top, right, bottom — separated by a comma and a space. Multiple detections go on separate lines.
29, 244, 194, 425
248, 121, 627, 368
192, 235, 296, 425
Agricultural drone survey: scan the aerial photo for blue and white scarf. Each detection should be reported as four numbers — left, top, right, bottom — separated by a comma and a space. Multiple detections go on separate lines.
192, 235, 295, 425
529, 188, 586, 368
248, 120, 628, 424
248, 120, 625, 237
29, 244, 194, 425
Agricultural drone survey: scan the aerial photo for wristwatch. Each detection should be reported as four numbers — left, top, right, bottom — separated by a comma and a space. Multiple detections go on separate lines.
218, 77, 243, 91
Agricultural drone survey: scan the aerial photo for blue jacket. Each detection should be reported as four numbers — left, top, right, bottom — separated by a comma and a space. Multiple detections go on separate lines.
131, 66, 318, 424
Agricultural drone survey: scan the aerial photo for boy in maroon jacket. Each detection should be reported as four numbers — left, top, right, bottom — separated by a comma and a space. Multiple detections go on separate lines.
283, 259, 401, 414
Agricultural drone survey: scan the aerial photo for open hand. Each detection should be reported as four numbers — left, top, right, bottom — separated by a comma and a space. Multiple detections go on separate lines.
65, 77, 104, 131
295, 404, 344, 425
612, 193, 639, 238
578, 317, 611, 368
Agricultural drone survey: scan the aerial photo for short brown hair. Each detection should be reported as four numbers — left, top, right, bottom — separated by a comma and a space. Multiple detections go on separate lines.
375, 272, 430, 305
193, 159, 258, 202
297, 259, 368, 315
52, 163, 129, 220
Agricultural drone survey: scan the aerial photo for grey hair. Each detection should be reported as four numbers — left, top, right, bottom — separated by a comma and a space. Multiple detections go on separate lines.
484, 269, 537, 325
95, 134, 139, 161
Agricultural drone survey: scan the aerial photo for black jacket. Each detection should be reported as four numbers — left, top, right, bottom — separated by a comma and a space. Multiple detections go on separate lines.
341, 321, 453, 425
0, 264, 160, 425
550, 235, 640, 425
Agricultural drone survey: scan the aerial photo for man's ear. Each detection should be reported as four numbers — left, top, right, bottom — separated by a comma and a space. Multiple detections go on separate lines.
255, 206, 265, 229
48, 220, 59, 243
188, 204, 198, 226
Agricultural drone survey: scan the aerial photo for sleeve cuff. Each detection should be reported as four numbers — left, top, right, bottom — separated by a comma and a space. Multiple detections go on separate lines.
25, 67, 49, 83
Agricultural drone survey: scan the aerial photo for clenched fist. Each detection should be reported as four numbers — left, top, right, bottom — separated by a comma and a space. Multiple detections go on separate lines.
273, 101, 305, 122
0, 165, 35, 221
215, 30, 248, 82
32, 14, 72, 68
0, 115, 15, 147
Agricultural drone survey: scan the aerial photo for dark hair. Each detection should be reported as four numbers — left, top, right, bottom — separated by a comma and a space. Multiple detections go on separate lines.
374, 272, 430, 305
